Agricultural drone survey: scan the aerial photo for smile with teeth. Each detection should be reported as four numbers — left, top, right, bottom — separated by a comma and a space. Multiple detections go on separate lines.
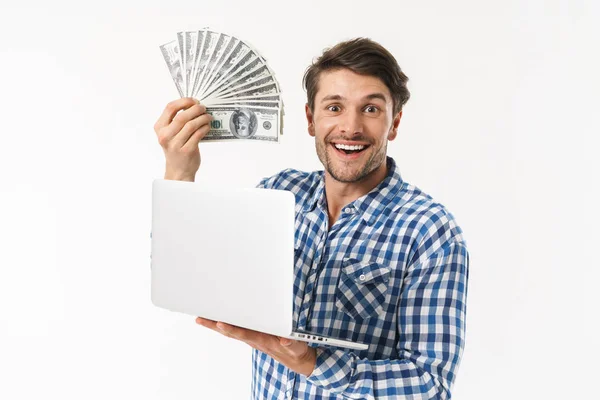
333, 143, 369, 154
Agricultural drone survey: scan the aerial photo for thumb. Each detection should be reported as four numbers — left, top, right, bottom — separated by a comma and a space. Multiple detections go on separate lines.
280, 339, 311, 358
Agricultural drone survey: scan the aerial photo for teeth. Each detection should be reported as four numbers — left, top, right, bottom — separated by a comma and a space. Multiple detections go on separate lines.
334, 144, 366, 151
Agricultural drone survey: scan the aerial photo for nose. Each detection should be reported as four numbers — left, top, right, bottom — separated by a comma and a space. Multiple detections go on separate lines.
338, 109, 363, 135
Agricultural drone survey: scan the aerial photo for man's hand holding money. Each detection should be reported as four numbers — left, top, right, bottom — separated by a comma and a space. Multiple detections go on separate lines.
154, 97, 213, 182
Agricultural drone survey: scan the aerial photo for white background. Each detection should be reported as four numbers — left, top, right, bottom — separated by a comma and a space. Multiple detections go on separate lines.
1, 0, 598, 398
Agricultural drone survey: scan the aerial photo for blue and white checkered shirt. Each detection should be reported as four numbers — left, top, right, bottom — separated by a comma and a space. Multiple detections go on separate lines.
252, 156, 469, 399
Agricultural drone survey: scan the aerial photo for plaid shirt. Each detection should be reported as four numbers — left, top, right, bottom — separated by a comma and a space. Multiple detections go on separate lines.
252, 156, 469, 399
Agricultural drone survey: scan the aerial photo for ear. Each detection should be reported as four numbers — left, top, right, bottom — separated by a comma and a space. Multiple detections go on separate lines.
305, 104, 315, 137
388, 111, 402, 141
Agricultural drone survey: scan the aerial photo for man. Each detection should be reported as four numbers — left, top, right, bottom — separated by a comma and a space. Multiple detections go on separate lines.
154, 38, 469, 399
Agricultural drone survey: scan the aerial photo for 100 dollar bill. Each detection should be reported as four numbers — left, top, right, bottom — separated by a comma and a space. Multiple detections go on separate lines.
204, 107, 280, 142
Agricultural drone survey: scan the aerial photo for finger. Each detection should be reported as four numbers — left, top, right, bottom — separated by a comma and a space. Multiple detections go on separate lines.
196, 316, 218, 327
159, 110, 209, 150
182, 122, 212, 151
172, 113, 213, 149
196, 319, 285, 354
196, 316, 216, 324
280, 340, 310, 357
196, 318, 240, 341
273, 335, 309, 356
215, 323, 276, 347
195, 317, 221, 332
154, 97, 198, 132
215, 322, 245, 337
171, 103, 207, 127
196, 318, 240, 337
164, 103, 207, 139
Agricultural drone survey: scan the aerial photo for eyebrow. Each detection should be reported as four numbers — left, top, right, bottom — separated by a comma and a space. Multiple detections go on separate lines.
320, 93, 388, 103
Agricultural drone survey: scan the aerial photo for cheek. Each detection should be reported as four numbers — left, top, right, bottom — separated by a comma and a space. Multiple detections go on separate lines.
367, 118, 392, 140
314, 117, 337, 137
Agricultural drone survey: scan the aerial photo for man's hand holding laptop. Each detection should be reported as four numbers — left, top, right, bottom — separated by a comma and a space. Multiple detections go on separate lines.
195, 317, 317, 377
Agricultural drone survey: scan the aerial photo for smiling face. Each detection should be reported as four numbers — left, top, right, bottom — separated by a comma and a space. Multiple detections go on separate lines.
306, 68, 402, 183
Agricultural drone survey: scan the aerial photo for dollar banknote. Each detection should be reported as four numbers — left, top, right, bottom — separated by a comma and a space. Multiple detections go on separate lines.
196, 37, 243, 99
161, 28, 284, 139
204, 107, 280, 142
160, 41, 184, 97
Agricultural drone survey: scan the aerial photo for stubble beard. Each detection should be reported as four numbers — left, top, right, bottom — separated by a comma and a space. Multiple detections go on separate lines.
316, 137, 388, 183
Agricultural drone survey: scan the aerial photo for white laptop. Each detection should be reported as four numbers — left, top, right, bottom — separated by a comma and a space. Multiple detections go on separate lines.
151, 179, 368, 351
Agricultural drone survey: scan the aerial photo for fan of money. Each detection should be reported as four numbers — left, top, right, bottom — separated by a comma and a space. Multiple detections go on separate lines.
160, 28, 283, 142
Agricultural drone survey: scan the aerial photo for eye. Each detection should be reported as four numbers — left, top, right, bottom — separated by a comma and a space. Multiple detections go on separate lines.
327, 105, 341, 112
364, 105, 379, 113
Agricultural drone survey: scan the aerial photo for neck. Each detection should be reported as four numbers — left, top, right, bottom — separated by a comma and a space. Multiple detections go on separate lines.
324, 160, 388, 227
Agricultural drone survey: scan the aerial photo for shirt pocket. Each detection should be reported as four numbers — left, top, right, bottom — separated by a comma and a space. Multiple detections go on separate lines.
335, 258, 391, 322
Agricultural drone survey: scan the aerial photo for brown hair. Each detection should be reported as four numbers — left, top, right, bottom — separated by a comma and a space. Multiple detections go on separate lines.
303, 38, 410, 115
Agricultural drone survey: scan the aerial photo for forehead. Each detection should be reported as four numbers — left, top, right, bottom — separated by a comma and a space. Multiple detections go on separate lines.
315, 68, 392, 102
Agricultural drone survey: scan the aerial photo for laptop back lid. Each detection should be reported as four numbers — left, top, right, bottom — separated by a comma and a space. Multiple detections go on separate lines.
151, 179, 295, 337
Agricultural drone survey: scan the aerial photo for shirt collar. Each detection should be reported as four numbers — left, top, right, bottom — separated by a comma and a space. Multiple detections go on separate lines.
301, 157, 405, 225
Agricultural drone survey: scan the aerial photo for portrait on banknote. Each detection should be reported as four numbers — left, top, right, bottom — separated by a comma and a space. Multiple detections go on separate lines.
230, 108, 258, 138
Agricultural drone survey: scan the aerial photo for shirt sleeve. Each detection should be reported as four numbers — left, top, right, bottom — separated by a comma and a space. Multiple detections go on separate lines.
255, 168, 292, 189
305, 240, 469, 400
255, 177, 268, 189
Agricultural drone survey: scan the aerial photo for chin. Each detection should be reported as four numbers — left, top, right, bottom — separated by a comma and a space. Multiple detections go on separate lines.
329, 172, 363, 183
326, 161, 371, 183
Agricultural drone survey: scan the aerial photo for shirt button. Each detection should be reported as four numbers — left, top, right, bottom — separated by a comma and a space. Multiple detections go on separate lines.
359, 274, 366, 281
344, 207, 353, 213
